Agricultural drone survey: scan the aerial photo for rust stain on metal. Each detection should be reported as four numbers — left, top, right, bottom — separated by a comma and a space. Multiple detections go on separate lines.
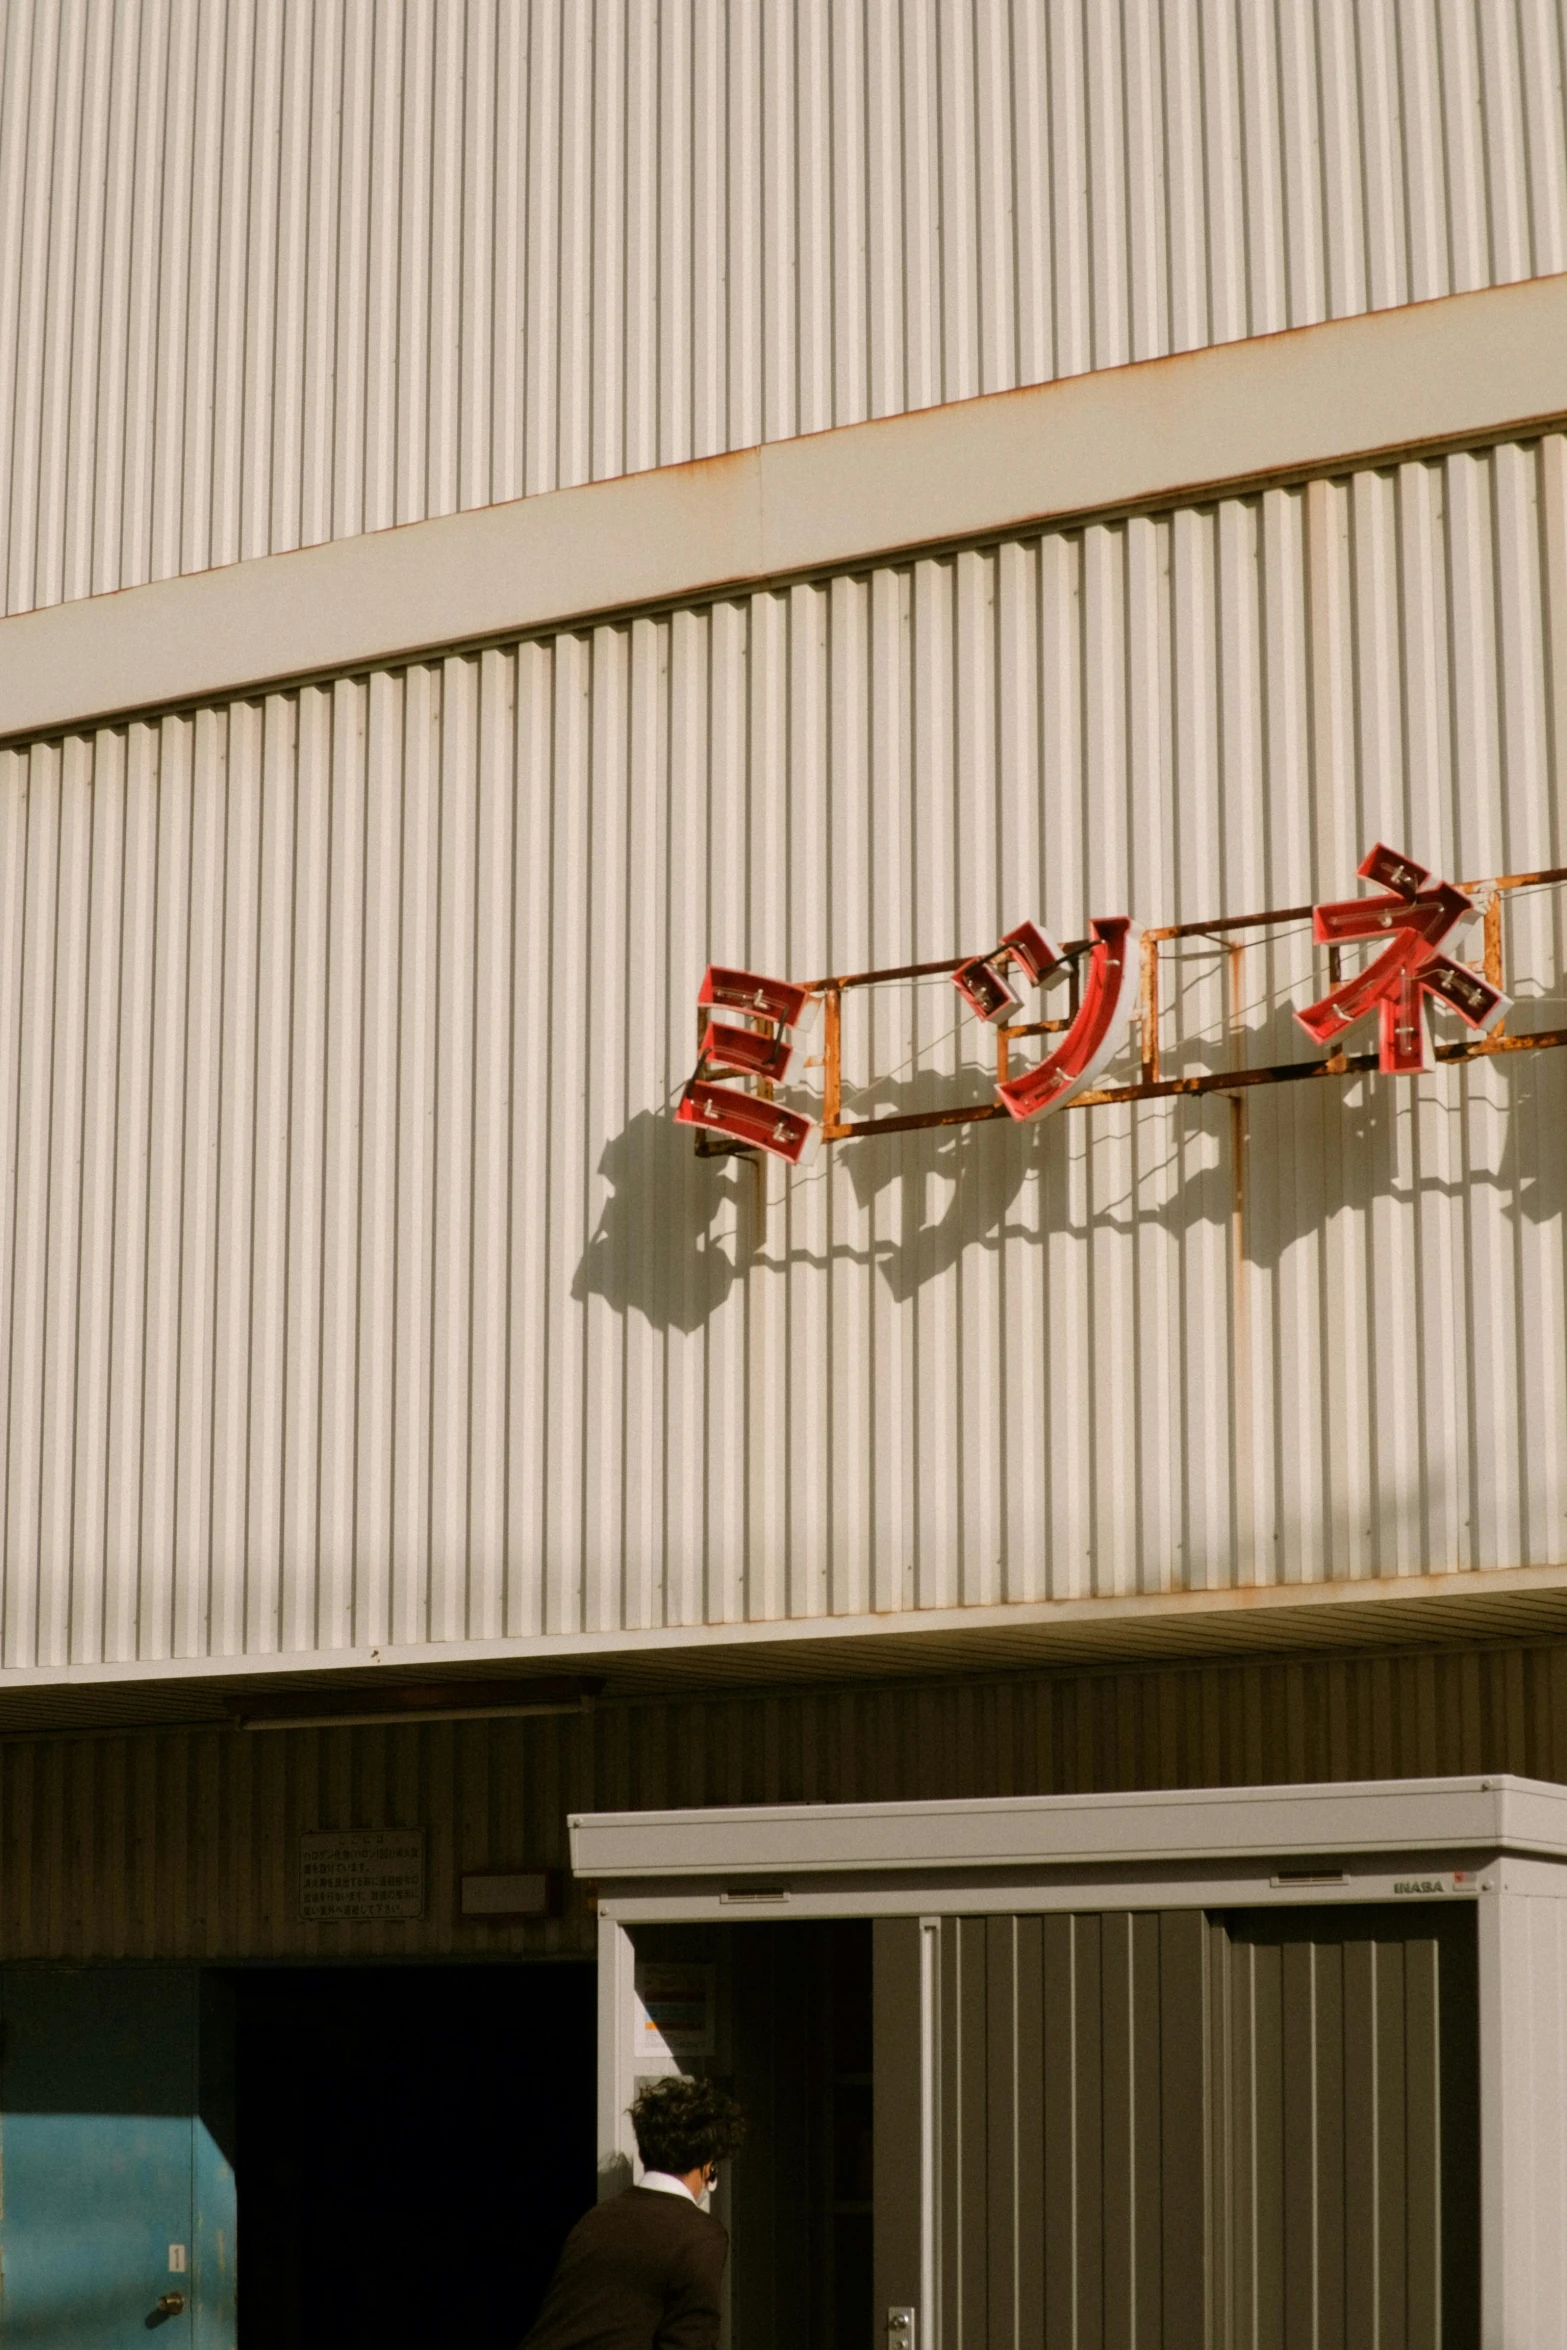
822, 989, 842, 1134
818, 1025, 1567, 1141
1139, 929, 1161, 1083
808, 942, 1092, 993
1483, 889, 1505, 1032
1142, 902, 1316, 943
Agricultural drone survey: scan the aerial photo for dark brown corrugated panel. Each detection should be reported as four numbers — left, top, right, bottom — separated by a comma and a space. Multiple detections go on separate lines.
1211, 1906, 1479, 2350
0, 1643, 1566, 1961
873, 1920, 925, 2330
917, 1904, 1479, 2350
932, 1911, 1207, 2350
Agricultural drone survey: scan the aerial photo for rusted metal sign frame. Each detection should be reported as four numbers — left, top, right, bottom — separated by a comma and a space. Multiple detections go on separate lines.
798, 863, 1567, 1147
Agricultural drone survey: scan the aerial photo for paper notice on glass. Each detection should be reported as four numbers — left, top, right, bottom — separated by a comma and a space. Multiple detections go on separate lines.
633, 1963, 715, 2074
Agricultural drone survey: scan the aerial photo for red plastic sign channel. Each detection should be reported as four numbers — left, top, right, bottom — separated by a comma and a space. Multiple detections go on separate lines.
697, 967, 815, 1031
1415, 952, 1509, 1032
701, 1021, 795, 1082
1000, 920, 1064, 987
952, 955, 1022, 1024
1377, 952, 1510, 1074
1357, 841, 1431, 900
997, 918, 1137, 1121
675, 1080, 819, 1166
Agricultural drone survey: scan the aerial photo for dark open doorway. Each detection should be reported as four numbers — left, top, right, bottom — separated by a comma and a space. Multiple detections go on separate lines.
628, 1916, 874, 2350
231, 1964, 595, 2350
729, 1918, 875, 2350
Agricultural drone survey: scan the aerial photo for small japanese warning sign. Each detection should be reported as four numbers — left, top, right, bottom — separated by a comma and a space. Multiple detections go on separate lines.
300, 1828, 426, 1921
634, 1963, 716, 2073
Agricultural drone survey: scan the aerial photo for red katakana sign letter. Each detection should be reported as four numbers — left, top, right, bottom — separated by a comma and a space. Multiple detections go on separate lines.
997, 916, 1138, 1121
1295, 842, 1509, 1074
675, 965, 821, 1163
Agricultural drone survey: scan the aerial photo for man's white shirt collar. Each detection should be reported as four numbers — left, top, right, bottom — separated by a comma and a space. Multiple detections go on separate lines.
639, 2162, 714, 2199
641, 2170, 703, 2204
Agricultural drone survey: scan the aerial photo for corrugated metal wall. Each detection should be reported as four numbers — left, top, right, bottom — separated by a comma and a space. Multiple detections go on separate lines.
3, 438, 1565, 1671
4, 1641, 1567, 1963
2, 0, 1565, 616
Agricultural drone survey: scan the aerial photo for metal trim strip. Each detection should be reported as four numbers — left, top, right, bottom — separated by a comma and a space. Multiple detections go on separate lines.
2, 276, 1565, 745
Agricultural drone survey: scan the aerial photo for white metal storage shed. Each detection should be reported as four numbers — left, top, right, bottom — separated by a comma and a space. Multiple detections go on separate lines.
577, 1774, 1567, 2349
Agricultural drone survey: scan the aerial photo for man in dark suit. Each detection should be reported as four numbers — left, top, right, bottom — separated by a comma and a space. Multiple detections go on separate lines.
521, 2075, 746, 2350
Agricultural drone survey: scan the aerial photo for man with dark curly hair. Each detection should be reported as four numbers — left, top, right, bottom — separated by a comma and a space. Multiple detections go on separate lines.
519, 2075, 746, 2350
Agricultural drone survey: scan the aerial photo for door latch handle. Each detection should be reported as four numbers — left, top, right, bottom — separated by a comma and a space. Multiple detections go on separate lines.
145, 2292, 185, 2327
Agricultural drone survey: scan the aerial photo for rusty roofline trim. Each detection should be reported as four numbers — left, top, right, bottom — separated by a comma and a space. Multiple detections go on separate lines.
3, 274, 1567, 747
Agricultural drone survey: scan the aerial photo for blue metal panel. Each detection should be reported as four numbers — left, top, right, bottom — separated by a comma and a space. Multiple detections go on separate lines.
0, 1970, 235, 2347
191, 1976, 237, 2350
190, 2113, 235, 2350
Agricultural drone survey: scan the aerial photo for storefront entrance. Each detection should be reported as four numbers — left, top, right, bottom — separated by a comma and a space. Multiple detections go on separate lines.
232, 1965, 594, 2350
0, 1962, 594, 2350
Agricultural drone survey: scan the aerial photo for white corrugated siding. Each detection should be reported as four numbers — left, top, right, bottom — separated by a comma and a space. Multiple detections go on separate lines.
3, 1643, 1567, 1960
1503, 1889, 1567, 2337
1, 437, 1566, 1671
2, 0, 1566, 617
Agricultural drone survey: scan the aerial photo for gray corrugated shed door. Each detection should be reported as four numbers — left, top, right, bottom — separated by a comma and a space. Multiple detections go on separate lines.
1212, 1905, 1478, 2350
925, 1913, 1208, 2350
878, 1905, 1479, 2350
